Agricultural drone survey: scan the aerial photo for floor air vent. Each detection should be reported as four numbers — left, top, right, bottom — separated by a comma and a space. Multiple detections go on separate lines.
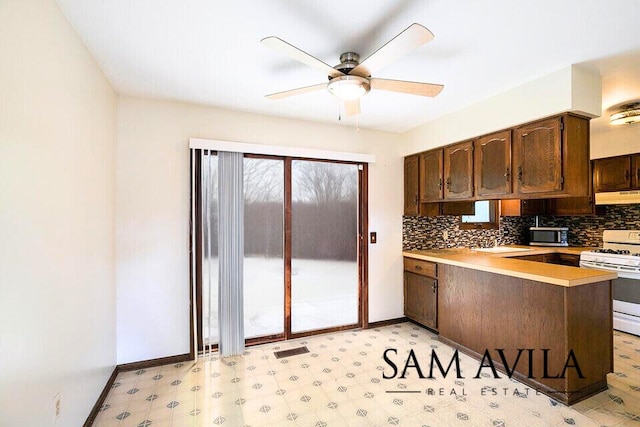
274, 346, 309, 359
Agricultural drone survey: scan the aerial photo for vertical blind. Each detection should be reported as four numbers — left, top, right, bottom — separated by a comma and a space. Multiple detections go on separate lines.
193, 149, 245, 358
217, 151, 245, 357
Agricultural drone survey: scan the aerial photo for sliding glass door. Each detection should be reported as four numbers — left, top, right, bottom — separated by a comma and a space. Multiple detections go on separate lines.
196, 153, 365, 350
243, 157, 284, 339
291, 160, 360, 333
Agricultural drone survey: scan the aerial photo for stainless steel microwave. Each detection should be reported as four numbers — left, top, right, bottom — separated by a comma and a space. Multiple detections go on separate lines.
529, 227, 569, 246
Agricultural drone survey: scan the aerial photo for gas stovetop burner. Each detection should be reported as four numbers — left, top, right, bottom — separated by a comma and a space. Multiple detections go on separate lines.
592, 248, 631, 255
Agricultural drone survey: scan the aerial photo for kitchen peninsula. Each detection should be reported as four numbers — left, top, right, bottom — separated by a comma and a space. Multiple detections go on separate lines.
403, 247, 617, 405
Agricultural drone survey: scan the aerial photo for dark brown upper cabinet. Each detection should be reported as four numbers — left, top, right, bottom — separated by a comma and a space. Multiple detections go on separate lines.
404, 154, 420, 216
403, 113, 591, 217
444, 140, 474, 200
475, 130, 512, 198
592, 153, 640, 193
634, 154, 640, 189
513, 114, 590, 198
419, 149, 444, 202
545, 197, 595, 216
513, 117, 562, 194
499, 199, 545, 216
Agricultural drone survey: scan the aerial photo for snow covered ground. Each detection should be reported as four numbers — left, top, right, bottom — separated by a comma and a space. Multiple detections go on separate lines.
202, 257, 358, 343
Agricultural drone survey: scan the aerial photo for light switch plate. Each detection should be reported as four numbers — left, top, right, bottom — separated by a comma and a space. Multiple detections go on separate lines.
370, 232, 377, 244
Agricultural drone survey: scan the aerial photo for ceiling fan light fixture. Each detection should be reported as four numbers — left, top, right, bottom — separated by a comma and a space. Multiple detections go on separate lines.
327, 76, 371, 101
610, 102, 640, 125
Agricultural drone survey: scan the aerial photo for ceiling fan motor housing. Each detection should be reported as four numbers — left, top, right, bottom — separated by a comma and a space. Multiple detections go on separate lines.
332, 52, 362, 76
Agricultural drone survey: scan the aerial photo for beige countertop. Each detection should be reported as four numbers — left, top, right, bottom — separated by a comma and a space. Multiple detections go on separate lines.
403, 245, 617, 287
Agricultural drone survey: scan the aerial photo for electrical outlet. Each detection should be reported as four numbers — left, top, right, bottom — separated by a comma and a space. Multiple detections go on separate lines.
442, 230, 448, 241
53, 393, 60, 423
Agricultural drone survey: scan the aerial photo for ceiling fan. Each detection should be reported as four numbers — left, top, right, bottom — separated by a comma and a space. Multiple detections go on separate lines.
261, 23, 444, 117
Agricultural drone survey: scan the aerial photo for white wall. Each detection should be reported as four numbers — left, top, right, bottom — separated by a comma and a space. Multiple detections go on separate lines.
402, 65, 602, 155
116, 96, 403, 363
591, 117, 640, 159
0, 0, 117, 426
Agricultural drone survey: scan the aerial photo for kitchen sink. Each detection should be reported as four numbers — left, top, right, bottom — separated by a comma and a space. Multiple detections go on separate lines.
474, 247, 533, 253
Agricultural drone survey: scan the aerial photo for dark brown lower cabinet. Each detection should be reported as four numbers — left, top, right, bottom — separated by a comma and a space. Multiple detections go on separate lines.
512, 254, 546, 262
554, 253, 580, 267
512, 253, 580, 267
403, 258, 437, 330
438, 264, 612, 405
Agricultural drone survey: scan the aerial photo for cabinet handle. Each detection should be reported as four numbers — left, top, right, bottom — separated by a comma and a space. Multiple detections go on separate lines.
438, 178, 443, 190
432, 283, 437, 292
414, 195, 418, 205
504, 167, 510, 179
517, 166, 523, 183
446, 177, 451, 190
625, 170, 630, 181
637, 168, 640, 181
414, 265, 423, 271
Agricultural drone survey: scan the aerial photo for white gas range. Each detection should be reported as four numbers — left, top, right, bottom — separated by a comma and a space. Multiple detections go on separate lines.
580, 230, 640, 336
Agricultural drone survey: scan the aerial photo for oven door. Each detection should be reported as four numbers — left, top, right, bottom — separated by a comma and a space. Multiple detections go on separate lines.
580, 259, 640, 336
612, 275, 640, 336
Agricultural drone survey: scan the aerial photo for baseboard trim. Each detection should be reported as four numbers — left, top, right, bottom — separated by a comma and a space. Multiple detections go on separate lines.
406, 318, 439, 334
84, 353, 192, 426
117, 353, 192, 372
367, 317, 408, 328
83, 366, 118, 427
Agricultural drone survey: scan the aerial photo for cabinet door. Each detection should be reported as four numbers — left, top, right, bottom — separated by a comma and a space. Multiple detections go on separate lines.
404, 155, 420, 215
556, 253, 580, 267
444, 140, 474, 200
593, 156, 632, 192
404, 272, 437, 329
499, 199, 546, 216
419, 149, 443, 202
513, 118, 562, 194
545, 197, 594, 216
475, 130, 512, 197
632, 154, 640, 189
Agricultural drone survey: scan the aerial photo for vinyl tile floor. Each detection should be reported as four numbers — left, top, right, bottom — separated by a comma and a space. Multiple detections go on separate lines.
93, 323, 640, 426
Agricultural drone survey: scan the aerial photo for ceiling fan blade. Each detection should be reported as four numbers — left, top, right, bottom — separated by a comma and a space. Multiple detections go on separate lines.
261, 36, 345, 79
343, 99, 361, 116
265, 82, 327, 100
350, 23, 434, 77
371, 78, 444, 97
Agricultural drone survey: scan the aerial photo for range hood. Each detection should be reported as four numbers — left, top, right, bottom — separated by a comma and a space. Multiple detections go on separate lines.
595, 190, 640, 205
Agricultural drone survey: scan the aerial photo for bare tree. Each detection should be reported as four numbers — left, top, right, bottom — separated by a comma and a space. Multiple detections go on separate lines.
244, 158, 283, 203
293, 162, 357, 205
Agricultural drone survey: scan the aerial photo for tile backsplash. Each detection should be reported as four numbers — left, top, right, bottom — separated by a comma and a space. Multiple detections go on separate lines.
403, 204, 640, 251
403, 215, 530, 251
529, 204, 640, 247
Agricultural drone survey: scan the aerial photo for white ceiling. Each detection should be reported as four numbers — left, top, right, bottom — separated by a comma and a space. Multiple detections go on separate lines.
56, 0, 640, 133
